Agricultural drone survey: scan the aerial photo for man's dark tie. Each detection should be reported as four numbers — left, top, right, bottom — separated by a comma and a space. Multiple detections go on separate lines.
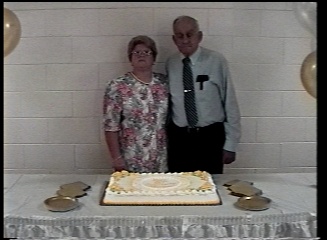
183, 57, 198, 128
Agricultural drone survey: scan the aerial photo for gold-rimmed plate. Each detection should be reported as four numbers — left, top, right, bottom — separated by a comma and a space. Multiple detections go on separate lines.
235, 195, 271, 211
44, 196, 79, 212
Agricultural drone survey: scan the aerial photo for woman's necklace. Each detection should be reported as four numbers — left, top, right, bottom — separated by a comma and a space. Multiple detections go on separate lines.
130, 72, 152, 85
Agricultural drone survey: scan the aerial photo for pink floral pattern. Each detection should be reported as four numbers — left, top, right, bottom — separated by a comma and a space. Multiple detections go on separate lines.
103, 72, 168, 172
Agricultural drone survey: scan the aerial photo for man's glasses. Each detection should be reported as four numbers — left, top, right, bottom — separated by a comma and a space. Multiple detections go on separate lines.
131, 50, 153, 56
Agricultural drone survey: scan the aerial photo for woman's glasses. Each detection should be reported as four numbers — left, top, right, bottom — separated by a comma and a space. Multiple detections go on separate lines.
131, 50, 153, 56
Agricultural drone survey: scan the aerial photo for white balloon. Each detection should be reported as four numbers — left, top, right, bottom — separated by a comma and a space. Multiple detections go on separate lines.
293, 2, 317, 37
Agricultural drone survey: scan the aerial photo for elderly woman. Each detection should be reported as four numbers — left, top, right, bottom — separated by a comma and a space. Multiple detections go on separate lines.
103, 35, 168, 173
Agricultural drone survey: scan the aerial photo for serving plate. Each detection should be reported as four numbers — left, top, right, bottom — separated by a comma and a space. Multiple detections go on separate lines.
235, 195, 271, 211
44, 196, 79, 212
228, 182, 263, 197
223, 179, 253, 187
60, 181, 91, 191
56, 187, 86, 198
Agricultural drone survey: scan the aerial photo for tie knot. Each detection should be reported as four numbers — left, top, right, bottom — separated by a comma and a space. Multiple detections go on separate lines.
183, 57, 190, 65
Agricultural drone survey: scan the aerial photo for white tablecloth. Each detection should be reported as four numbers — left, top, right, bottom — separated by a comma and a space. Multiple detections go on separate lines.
4, 172, 317, 239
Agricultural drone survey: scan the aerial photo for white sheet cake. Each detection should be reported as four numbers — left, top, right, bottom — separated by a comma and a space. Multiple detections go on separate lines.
102, 170, 221, 205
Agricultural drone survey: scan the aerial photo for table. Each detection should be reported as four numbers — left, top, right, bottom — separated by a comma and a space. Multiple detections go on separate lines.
4, 172, 317, 239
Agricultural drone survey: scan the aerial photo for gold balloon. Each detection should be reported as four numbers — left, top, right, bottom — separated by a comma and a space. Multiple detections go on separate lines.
4, 7, 21, 57
300, 51, 316, 98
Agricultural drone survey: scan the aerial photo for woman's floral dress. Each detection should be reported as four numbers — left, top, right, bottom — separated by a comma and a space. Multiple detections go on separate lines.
103, 72, 168, 173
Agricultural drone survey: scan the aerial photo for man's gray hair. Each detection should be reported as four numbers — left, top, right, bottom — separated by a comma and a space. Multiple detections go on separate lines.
173, 15, 200, 32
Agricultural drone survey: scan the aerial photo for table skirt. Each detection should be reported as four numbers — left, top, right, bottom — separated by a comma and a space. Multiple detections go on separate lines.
4, 212, 316, 239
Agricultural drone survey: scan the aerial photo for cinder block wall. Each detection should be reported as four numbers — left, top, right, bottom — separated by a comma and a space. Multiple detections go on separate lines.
4, 2, 316, 174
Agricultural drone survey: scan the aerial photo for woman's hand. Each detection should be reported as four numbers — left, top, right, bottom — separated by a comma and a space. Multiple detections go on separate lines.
113, 164, 126, 172
112, 155, 126, 172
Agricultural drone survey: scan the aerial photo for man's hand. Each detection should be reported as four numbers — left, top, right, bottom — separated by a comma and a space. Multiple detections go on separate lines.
222, 150, 236, 164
